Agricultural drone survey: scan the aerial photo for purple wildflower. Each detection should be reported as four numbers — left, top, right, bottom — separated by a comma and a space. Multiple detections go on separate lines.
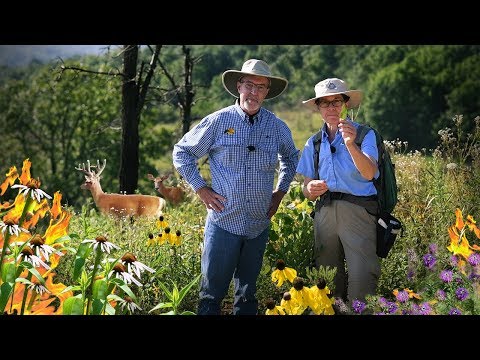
395, 290, 409, 303
352, 299, 366, 314
428, 243, 438, 254
455, 287, 469, 301
450, 255, 459, 266
385, 301, 398, 314
440, 270, 454, 283
468, 253, 480, 266
412, 302, 432, 315
378, 297, 388, 307
449, 308, 462, 315
435, 289, 446, 301
423, 253, 436, 270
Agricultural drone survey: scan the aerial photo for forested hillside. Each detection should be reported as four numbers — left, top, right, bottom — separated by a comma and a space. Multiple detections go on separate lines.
1, 45, 478, 210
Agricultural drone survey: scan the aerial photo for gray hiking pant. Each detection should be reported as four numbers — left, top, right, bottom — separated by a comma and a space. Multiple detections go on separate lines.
313, 199, 380, 303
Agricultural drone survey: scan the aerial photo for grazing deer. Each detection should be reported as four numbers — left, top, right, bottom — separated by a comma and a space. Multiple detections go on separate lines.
76, 159, 166, 218
147, 173, 185, 206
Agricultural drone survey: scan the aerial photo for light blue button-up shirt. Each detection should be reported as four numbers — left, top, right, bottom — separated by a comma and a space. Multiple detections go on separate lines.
296, 120, 378, 196
173, 102, 299, 238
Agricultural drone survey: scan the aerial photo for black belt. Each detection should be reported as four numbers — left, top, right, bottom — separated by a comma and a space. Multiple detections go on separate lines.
315, 191, 378, 215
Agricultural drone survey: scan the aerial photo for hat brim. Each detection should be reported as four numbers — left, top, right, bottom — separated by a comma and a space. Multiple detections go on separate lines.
302, 90, 363, 112
222, 70, 288, 100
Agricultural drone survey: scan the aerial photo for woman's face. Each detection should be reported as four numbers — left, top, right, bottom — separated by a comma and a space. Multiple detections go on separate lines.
317, 95, 346, 125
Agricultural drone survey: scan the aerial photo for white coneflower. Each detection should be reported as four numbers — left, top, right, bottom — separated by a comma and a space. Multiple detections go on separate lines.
82, 235, 120, 254
121, 252, 155, 278
28, 283, 50, 296
109, 263, 142, 287
119, 295, 142, 314
11, 179, 52, 203
29, 234, 62, 261
18, 246, 50, 270
0, 220, 29, 237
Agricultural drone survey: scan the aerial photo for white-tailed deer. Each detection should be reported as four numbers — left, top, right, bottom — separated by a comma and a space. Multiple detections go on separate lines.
76, 159, 166, 218
147, 173, 185, 206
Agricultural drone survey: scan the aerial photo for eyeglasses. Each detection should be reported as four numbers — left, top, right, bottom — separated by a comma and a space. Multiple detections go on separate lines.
318, 99, 344, 108
240, 80, 269, 93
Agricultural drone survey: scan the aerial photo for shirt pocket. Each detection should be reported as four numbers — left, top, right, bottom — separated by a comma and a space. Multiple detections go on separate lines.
213, 135, 246, 170
255, 142, 278, 172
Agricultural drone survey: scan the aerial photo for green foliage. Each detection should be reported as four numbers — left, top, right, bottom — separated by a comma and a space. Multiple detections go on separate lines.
305, 265, 337, 293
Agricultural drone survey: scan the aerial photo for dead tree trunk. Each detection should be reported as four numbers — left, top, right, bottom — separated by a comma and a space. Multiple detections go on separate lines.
119, 45, 140, 194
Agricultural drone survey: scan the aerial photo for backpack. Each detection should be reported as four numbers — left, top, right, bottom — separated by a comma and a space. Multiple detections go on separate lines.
313, 124, 398, 214
312, 124, 402, 258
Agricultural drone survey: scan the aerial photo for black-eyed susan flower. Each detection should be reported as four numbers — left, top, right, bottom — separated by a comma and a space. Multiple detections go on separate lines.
309, 278, 335, 315
224, 128, 235, 135
121, 252, 155, 278
147, 233, 155, 246
157, 232, 166, 245
82, 235, 120, 254
289, 277, 314, 314
264, 298, 285, 315
271, 259, 297, 288
156, 215, 168, 229
173, 230, 182, 246
164, 227, 174, 245
280, 291, 303, 315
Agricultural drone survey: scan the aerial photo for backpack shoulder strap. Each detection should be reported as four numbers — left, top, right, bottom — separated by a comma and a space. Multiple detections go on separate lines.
312, 130, 322, 180
355, 124, 372, 145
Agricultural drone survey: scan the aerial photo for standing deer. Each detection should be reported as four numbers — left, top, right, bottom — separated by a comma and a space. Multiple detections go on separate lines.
147, 173, 185, 206
76, 159, 166, 218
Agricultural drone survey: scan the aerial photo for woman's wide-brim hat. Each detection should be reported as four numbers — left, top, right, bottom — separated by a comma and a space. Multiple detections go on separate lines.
222, 59, 288, 100
302, 78, 363, 111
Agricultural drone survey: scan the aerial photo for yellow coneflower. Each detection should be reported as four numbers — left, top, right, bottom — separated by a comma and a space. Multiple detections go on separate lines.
309, 278, 335, 315
156, 215, 168, 229
280, 291, 303, 315
164, 227, 174, 245
271, 259, 297, 287
157, 232, 166, 245
289, 277, 313, 314
147, 233, 155, 246
265, 298, 285, 315
173, 230, 182, 246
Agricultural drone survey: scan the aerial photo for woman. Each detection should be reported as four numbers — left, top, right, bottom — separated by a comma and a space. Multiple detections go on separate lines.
296, 77, 380, 304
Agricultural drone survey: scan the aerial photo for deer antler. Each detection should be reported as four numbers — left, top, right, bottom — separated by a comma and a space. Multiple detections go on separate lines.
75, 159, 107, 180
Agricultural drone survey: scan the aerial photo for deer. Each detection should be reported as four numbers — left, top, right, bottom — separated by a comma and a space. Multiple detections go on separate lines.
76, 159, 166, 218
147, 173, 185, 206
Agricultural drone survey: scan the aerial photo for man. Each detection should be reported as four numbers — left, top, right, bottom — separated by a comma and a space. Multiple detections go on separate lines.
173, 59, 299, 315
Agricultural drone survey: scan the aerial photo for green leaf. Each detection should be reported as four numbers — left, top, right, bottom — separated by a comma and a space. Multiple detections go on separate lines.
0, 282, 13, 313
149, 302, 174, 313
91, 298, 105, 315
177, 274, 201, 304
92, 278, 108, 300
73, 256, 86, 282
1, 262, 16, 283
62, 296, 85, 315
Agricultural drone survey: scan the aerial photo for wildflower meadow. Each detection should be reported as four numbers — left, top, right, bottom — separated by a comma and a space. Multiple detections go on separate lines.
0, 115, 478, 315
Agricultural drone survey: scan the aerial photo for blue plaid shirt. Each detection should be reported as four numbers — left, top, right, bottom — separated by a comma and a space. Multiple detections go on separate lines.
173, 102, 299, 238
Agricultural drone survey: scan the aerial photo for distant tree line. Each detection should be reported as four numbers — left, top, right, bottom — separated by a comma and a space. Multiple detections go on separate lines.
0, 45, 478, 209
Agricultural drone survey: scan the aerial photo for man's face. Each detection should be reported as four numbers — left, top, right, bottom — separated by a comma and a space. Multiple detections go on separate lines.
237, 75, 270, 115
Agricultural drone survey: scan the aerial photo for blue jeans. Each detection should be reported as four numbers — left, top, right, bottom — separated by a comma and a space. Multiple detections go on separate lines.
198, 219, 270, 315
